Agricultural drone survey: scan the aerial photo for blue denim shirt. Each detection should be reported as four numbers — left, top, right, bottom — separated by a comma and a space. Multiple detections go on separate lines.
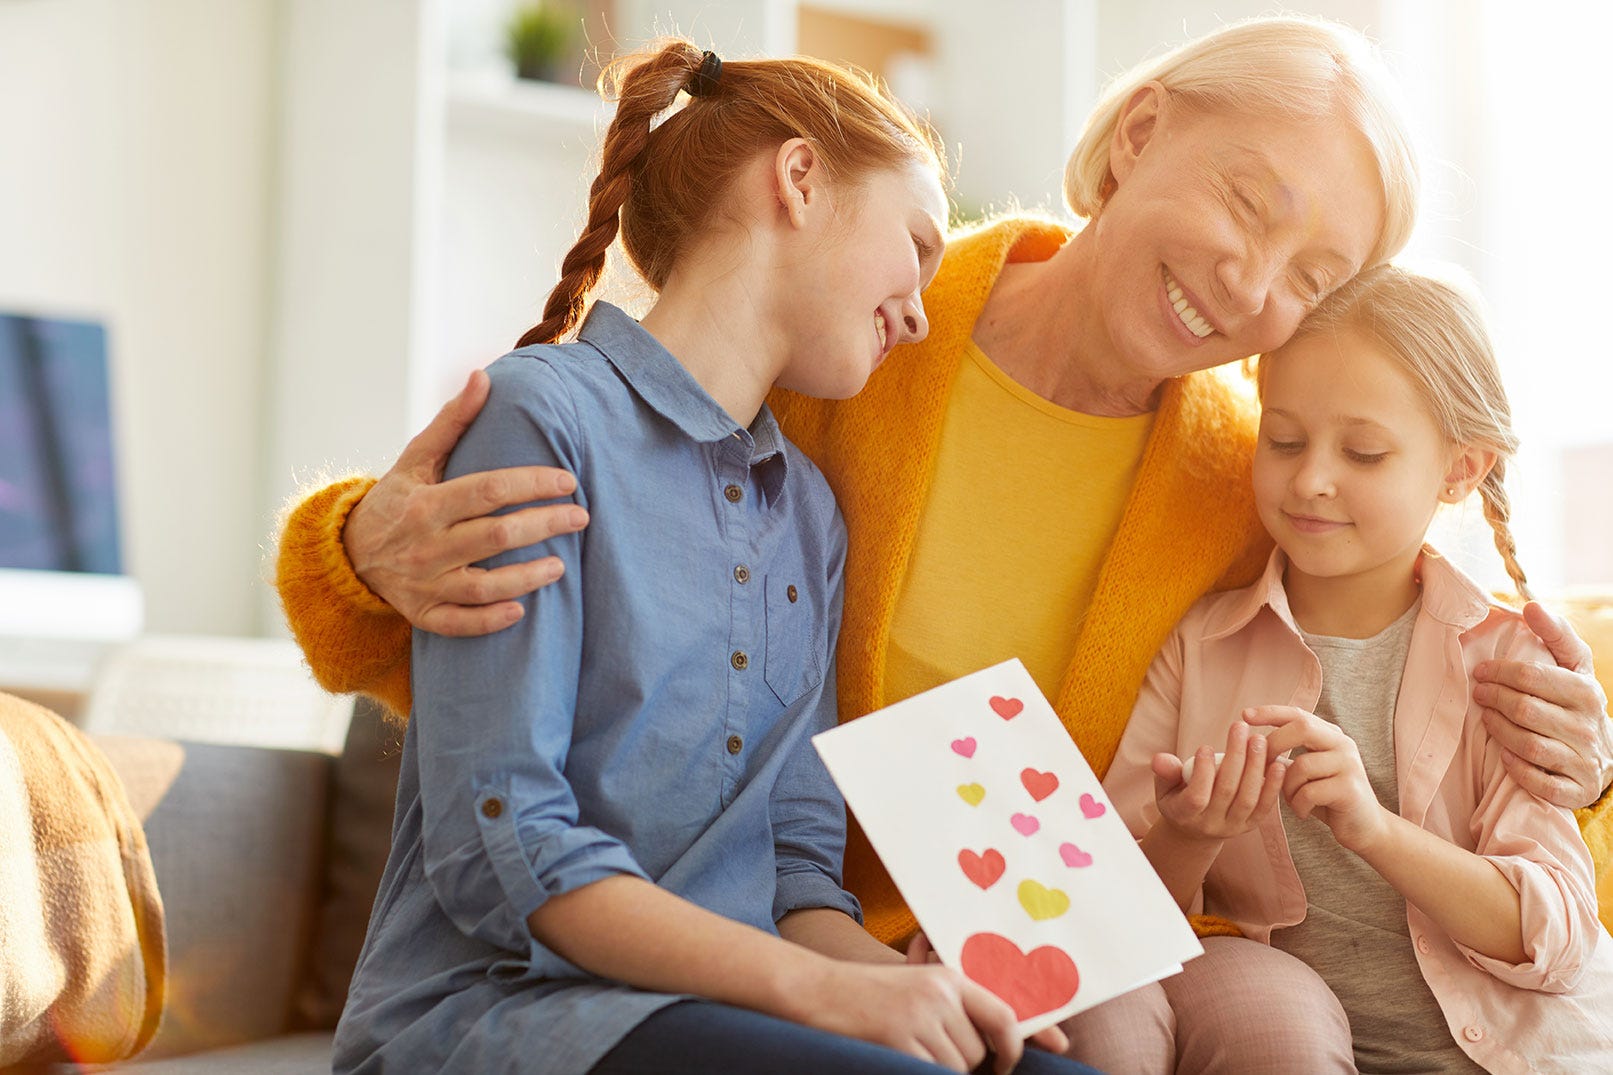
333, 304, 858, 1074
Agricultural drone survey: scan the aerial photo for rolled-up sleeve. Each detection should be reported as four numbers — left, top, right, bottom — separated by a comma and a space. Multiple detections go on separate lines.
412, 357, 649, 973
769, 526, 860, 924
1461, 631, 1601, 992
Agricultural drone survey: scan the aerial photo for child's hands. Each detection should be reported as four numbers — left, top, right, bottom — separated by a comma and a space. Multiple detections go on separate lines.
1152, 719, 1287, 842
1242, 705, 1390, 853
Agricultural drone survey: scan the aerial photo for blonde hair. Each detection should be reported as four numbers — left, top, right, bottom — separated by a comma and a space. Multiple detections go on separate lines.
1262, 265, 1530, 599
1063, 15, 1419, 269
517, 40, 946, 348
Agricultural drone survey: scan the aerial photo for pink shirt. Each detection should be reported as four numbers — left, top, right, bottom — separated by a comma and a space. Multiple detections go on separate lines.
1104, 547, 1613, 1073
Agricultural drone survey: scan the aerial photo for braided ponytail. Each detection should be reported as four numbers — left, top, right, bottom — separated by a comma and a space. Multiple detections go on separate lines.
516, 42, 706, 347
1477, 465, 1532, 601
514, 37, 943, 349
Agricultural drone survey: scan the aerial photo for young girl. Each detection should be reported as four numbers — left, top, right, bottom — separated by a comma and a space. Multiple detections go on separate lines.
1103, 265, 1613, 1073
330, 39, 1090, 1075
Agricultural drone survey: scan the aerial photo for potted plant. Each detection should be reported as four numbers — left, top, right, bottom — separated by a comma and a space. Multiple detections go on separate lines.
505, 2, 578, 84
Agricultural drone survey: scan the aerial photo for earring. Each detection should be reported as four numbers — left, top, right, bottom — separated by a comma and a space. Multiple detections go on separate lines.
1446, 485, 1459, 498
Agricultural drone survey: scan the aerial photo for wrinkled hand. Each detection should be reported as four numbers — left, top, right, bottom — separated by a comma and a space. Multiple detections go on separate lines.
1474, 601, 1612, 809
343, 370, 589, 636
1153, 720, 1286, 842
1245, 705, 1387, 853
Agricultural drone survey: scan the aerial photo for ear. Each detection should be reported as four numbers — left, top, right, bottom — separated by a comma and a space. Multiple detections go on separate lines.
1108, 81, 1167, 191
1441, 444, 1498, 502
773, 137, 822, 230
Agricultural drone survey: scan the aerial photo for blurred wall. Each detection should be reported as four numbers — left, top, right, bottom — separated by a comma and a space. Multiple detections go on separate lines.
0, 0, 279, 636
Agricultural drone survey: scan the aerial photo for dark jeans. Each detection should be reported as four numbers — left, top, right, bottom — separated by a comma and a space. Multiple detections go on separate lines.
591, 999, 1104, 1075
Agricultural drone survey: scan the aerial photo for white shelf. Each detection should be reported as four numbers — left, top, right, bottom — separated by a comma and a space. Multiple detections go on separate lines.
446, 71, 608, 141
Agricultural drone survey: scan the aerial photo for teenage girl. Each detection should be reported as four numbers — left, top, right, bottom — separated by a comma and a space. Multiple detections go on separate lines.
1104, 265, 1613, 1073
330, 40, 1091, 1075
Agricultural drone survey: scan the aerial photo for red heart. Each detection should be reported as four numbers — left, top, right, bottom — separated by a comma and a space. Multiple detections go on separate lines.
1020, 767, 1059, 802
960, 932, 1080, 1021
989, 696, 1024, 720
957, 848, 1006, 890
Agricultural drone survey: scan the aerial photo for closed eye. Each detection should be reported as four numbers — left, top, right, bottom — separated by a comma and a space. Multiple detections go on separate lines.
1346, 449, 1388, 465
1264, 438, 1303, 454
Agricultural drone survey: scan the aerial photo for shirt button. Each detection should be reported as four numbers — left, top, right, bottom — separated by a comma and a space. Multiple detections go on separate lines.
726, 734, 743, 755
734, 565, 750, 584
480, 798, 503, 819
1463, 1025, 1484, 1043
724, 484, 743, 504
1416, 935, 1431, 954
787, 584, 799, 603
731, 650, 749, 671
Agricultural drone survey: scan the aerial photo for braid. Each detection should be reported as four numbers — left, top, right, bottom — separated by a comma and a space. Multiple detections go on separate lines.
515, 42, 705, 348
1476, 463, 1532, 602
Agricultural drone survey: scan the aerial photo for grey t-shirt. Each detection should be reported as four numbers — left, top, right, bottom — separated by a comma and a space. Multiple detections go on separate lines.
1272, 601, 1486, 1074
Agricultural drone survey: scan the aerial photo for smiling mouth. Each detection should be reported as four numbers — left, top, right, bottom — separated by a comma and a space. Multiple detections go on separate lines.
874, 311, 888, 355
1163, 268, 1214, 339
1285, 512, 1349, 534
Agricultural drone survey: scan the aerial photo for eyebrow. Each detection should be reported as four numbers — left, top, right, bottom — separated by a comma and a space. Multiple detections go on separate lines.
1263, 407, 1395, 434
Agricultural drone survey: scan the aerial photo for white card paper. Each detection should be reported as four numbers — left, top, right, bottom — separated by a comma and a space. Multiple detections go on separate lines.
813, 659, 1203, 1036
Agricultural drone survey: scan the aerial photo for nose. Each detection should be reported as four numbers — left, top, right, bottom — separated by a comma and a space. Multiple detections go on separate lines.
1216, 243, 1281, 317
900, 293, 929, 345
1293, 451, 1336, 499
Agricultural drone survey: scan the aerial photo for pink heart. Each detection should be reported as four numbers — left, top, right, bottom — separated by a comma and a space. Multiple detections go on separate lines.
1059, 842, 1093, 868
989, 696, 1024, 720
1079, 793, 1106, 820
1010, 812, 1040, 836
951, 737, 977, 759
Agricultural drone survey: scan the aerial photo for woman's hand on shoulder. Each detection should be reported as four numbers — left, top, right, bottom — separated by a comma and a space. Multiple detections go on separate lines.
1474, 601, 1613, 809
344, 370, 590, 636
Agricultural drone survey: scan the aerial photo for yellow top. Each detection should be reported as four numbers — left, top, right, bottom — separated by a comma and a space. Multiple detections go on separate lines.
885, 341, 1155, 705
277, 216, 1612, 945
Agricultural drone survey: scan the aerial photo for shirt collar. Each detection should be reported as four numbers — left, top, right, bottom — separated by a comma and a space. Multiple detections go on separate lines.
575, 301, 791, 478
1202, 544, 1497, 643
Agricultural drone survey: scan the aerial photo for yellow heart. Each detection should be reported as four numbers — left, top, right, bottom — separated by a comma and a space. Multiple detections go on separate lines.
1017, 879, 1070, 922
956, 783, 986, 807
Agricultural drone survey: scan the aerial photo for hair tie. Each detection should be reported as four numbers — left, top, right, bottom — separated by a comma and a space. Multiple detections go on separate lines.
688, 50, 723, 98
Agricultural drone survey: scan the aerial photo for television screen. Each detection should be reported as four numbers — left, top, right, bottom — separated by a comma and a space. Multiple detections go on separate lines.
0, 314, 122, 575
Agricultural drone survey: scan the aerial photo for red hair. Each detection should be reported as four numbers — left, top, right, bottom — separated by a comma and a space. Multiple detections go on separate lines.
516, 40, 945, 349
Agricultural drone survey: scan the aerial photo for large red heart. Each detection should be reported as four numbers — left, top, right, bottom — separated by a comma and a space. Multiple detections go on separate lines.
957, 848, 1006, 890
960, 932, 1080, 1021
1020, 767, 1059, 802
989, 696, 1024, 720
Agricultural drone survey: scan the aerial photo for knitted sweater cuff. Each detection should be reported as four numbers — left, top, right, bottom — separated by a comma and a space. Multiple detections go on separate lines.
275, 476, 413, 701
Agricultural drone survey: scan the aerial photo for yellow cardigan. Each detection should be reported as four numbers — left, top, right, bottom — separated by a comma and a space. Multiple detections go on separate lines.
277, 216, 1612, 944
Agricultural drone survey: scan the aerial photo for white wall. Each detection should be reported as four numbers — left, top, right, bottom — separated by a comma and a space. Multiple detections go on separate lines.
0, 0, 279, 636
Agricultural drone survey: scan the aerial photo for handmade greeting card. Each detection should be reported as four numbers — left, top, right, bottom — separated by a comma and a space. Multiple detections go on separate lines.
813, 658, 1203, 1036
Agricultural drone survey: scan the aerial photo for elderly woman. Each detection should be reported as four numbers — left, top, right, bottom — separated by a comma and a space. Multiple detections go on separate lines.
278, 15, 1612, 1073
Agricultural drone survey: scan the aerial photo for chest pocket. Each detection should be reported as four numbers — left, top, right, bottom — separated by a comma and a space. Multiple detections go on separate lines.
764, 574, 825, 708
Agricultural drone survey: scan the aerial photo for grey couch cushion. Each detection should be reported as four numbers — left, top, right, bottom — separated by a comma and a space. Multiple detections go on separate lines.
292, 698, 404, 1029
93, 736, 330, 1059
